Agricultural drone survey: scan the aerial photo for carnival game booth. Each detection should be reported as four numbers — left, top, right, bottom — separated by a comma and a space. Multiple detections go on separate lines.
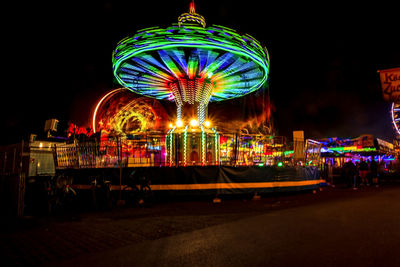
319, 134, 396, 166
318, 134, 397, 183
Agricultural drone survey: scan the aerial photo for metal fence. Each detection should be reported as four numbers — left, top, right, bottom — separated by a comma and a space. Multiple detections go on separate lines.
54, 134, 167, 169
53, 133, 292, 169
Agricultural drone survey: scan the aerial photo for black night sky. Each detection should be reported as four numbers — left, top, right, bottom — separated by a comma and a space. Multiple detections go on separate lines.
2, 0, 399, 145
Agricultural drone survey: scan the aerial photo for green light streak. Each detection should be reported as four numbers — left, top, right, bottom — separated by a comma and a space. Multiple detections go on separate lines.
113, 24, 269, 102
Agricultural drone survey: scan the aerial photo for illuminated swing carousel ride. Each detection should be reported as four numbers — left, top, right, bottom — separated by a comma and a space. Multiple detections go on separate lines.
110, 1, 270, 166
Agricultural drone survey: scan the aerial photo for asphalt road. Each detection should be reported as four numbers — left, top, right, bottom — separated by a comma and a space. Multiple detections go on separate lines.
2, 184, 400, 267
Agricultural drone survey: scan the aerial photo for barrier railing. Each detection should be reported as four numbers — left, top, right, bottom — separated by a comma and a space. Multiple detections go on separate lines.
53, 133, 292, 169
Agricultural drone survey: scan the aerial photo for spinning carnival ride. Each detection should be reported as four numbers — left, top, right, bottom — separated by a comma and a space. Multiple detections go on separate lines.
392, 103, 400, 135
62, 88, 171, 168
112, 1, 270, 165
92, 88, 168, 137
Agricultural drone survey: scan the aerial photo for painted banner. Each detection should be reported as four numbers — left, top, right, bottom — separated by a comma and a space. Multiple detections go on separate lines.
379, 67, 400, 102
293, 131, 305, 160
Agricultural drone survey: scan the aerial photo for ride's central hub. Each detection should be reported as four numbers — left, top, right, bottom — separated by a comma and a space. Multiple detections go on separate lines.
169, 77, 213, 123
178, 1, 206, 28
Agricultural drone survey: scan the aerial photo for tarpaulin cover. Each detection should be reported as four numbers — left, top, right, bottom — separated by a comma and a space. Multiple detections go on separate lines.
58, 166, 321, 195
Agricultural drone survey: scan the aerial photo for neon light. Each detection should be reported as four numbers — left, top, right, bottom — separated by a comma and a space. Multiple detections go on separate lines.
213, 128, 219, 164
92, 88, 124, 133
183, 126, 188, 165
68, 123, 94, 137
168, 127, 175, 165
284, 150, 294, 156
201, 126, 206, 165
326, 147, 377, 153
343, 146, 357, 151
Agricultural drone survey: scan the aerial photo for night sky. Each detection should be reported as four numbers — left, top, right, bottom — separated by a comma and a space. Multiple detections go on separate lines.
2, 0, 399, 145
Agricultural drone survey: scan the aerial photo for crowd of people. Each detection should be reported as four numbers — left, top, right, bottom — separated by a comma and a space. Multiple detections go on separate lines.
325, 158, 390, 189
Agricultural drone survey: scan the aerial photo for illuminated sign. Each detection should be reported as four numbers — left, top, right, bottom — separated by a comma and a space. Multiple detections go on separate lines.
327, 146, 376, 153
68, 123, 94, 137
379, 67, 400, 102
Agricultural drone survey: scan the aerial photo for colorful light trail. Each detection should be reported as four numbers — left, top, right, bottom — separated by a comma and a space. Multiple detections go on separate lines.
112, 1, 269, 125
92, 88, 168, 137
92, 88, 124, 133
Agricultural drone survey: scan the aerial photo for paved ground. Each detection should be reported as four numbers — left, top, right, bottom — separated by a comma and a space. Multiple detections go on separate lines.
1, 182, 400, 266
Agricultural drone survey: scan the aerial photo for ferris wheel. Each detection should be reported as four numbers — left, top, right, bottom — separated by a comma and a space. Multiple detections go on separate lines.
391, 103, 400, 135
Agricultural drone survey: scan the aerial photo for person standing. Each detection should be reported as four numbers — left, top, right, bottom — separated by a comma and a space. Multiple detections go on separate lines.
327, 160, 334, 187
344, 160, 357, 188
370, 159, 378, 187
359, 159, 369, 186
343, 161, 350, 188
378, 160, 385, 180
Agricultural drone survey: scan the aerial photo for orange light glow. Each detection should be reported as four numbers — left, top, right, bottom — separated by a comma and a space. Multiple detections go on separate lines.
176, 119, 184, 127
190, 119, 198, 127
189, 0, 196, 13
92, 88, 124, 133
